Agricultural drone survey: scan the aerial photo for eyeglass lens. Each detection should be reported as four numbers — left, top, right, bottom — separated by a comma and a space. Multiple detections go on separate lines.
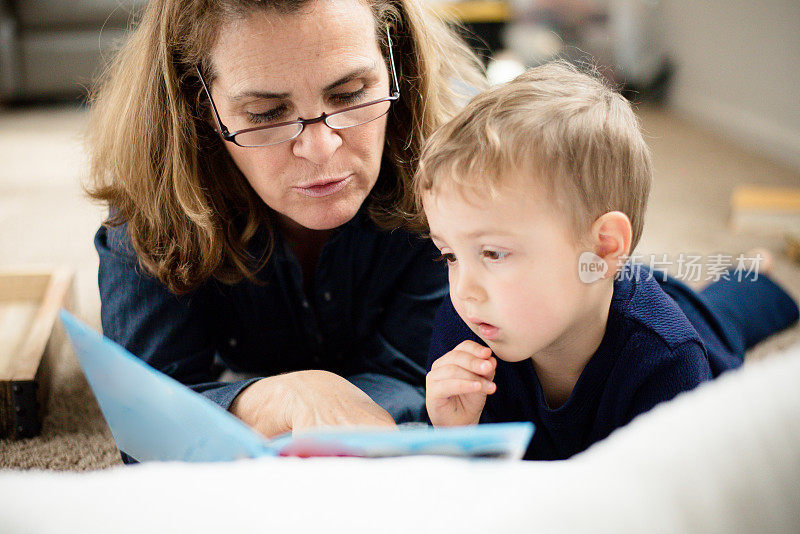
233, 97, 393, 148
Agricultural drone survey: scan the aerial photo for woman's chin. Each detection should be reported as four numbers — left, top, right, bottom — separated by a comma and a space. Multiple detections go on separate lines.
286, 200, 363, 231
274, 177, 375, 231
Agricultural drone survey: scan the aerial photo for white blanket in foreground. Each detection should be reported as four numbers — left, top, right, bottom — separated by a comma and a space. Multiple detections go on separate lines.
2, 345, 799, 534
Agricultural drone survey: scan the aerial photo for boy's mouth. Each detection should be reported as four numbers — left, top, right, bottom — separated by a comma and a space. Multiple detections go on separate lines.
469, 317, 500, 340
478, 323, 499, 340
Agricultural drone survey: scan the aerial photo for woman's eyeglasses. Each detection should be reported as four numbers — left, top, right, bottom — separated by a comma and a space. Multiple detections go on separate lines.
196, 27, 400, 148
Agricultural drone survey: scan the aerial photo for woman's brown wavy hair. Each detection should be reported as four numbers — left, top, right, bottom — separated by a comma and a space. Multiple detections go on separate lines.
86, 0, 485, 294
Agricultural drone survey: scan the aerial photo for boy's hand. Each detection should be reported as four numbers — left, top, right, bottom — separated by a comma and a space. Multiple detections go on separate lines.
426, 340, 497, 427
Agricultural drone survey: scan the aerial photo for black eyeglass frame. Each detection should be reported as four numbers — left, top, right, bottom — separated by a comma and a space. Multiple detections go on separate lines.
196, 26, 400, 148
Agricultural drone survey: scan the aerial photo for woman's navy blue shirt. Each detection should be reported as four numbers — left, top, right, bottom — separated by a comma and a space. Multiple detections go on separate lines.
96, 206, 448, 423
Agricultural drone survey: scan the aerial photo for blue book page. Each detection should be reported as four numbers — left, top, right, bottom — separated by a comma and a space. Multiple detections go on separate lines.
59, 311, 274, 462
60, 311, 534, 462
269, 423, 534, 459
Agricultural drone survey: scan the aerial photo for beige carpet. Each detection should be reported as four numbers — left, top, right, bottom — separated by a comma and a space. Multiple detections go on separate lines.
0, 104, 798, 471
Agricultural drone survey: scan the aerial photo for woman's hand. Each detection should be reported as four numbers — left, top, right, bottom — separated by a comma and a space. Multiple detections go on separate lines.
229, 370, 396, 438
426, 340, 496, 427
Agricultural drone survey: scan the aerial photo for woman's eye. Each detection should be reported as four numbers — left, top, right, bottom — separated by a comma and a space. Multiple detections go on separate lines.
434, 252, 457, 264
246, 106, 288, 124
482, 249, 509, 261
330, 87, 366, 106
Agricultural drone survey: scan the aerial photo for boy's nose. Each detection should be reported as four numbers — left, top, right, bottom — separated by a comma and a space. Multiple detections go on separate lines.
452, 268, 486, 303
291, 120, 343, 164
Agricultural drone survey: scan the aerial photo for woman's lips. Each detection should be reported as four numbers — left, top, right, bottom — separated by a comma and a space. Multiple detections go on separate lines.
293, 175, 352, 198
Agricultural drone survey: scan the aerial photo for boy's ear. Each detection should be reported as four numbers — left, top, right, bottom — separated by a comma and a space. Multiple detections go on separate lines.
590, 211, 633, 278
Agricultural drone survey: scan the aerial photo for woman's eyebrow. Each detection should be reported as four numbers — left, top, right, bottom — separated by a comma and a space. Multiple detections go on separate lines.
229, 64, 378, 102
323, 65, 375, 92
230, 89, 289, 102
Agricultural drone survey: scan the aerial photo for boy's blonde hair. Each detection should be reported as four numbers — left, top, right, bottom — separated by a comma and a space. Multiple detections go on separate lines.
414, 61, 652, 251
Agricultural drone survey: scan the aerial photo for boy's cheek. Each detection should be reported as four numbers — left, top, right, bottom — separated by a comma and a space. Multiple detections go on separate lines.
451, 299, 472, 331
488, 339, 532, 363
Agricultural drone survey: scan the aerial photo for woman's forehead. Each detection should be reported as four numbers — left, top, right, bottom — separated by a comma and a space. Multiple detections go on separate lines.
210, 0, 381, 96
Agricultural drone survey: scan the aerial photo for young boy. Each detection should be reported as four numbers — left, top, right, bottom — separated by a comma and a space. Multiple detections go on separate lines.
414, 62, 799, 460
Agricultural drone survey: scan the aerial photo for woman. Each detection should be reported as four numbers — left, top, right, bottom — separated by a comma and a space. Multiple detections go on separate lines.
87, 0, 485, 453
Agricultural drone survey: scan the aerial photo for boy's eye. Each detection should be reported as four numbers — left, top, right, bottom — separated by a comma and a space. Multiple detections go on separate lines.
434, 253, 457, 264
482, 249, 509, 261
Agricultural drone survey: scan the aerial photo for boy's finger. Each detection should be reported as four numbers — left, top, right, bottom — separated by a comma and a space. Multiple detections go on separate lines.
485, 356, 496, 381
427, 363, 489, 384
453, 340, 493, 359
427, 377, 495, 399
431, 349, 496, 376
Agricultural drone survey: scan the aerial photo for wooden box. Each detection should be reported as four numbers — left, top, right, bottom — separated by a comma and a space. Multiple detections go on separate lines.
730, 185, 800, 234
0, 267, 74, 439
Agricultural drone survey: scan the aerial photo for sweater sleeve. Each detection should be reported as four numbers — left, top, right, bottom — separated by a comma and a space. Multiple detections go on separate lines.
426, 295, 478, 370
350, 236, 448, 386
96, 224, 259, 411
626, 339, 713, 424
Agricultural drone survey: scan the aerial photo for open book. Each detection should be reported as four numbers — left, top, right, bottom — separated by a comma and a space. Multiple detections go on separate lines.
59, 311, 534, 462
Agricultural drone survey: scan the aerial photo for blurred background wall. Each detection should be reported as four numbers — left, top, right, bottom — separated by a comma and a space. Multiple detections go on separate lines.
446, 0, 800, 173
0, 0, 798, 171
0, 0, 145, 102
661, 0, 800, 171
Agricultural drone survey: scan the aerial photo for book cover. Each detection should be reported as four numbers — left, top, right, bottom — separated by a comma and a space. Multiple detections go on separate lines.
59, 311, 533, 462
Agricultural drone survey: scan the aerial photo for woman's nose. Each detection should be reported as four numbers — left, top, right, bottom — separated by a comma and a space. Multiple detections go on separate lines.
291, 120, 343, 164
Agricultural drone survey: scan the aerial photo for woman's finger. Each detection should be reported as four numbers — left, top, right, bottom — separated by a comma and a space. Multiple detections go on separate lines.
283, 370, 397, 431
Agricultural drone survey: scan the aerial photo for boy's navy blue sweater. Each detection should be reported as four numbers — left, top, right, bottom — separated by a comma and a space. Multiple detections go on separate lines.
428, 263, 752, 461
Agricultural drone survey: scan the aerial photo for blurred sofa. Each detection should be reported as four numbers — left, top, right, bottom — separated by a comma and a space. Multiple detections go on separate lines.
0, 0, 145, 103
